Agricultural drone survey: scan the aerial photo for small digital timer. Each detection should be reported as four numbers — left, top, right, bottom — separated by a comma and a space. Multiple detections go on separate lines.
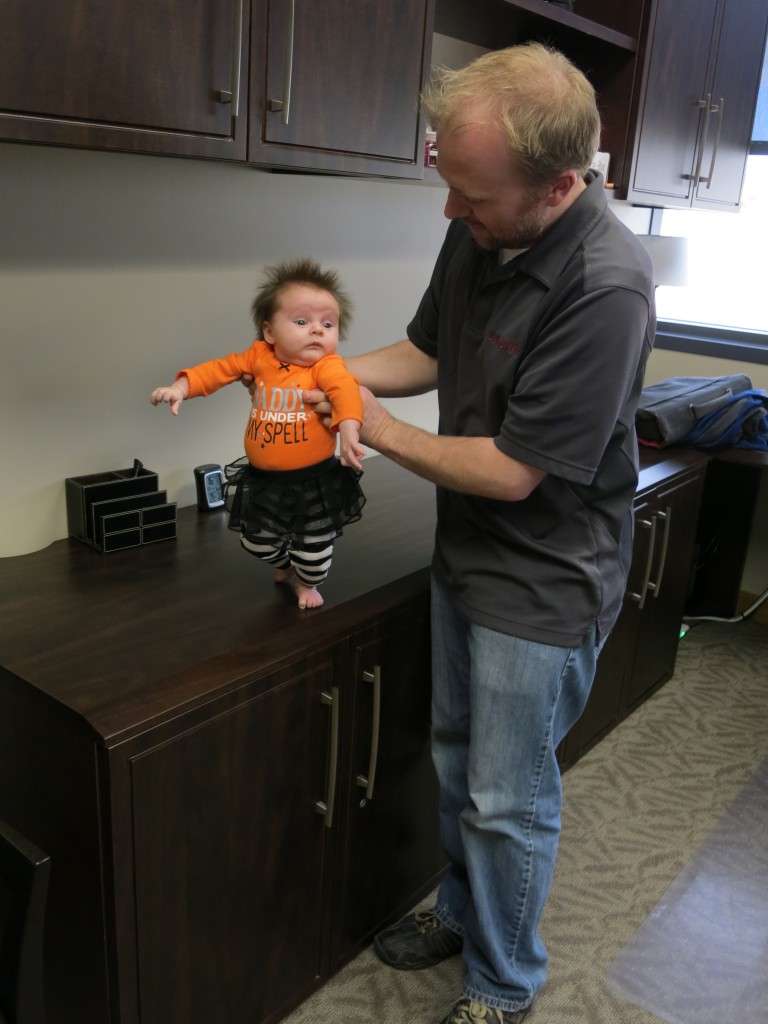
193, 464, 225, 511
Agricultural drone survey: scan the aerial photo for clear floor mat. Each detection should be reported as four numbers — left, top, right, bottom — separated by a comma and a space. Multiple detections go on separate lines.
606, 752, 768, 1024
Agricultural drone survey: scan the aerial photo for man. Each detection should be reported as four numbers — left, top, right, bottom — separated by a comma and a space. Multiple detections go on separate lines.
315, 43, 655, 1024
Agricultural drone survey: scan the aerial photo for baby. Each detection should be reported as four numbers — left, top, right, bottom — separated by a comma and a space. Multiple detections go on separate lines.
150, 258, 366, 608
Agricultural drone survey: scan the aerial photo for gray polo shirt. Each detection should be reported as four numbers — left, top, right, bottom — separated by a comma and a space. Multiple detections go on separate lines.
407, 173, 655, 646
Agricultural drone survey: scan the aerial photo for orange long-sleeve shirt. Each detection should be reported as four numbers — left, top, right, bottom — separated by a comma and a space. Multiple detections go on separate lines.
180, 341, 363, 471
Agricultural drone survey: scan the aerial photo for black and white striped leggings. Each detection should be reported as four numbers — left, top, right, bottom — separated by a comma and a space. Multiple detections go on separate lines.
240, 528, 336, 587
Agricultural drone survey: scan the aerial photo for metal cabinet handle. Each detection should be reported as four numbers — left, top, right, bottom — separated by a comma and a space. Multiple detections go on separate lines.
628, 518, 656, 609
699, 97, 724, 189
683, 93, 712, 187
315, 687, 339, 828
356, 667, 382, 801
650, 507, 672, 599
217, 0, 244, 117
267, 0, 296, 125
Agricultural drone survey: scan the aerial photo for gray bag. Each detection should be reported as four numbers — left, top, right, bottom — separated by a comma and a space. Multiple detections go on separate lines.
636, 375, 753, 447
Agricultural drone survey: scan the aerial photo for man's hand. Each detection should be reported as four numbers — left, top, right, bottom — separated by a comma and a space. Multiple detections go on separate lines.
356, 387, 393, 450
301, 387, 333, 426
304, 388, 543, 500
303, 385, 394, 450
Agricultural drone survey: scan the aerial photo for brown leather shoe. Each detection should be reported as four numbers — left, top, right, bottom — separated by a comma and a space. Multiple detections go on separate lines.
373, 909, 463, 969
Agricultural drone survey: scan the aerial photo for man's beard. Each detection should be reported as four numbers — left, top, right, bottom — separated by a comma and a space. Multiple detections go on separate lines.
469, 199, 550, 252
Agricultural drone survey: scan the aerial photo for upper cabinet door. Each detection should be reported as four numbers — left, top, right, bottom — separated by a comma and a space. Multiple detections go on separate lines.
249, 0, 435, 177
627, 0, 768, 209
693, 0, 768, 209
628, 0, 720, 206
0, 0, 248, 159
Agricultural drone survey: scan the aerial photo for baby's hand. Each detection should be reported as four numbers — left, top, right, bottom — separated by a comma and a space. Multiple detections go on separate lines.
338, 420, 365, 472
150, 382, 186, 416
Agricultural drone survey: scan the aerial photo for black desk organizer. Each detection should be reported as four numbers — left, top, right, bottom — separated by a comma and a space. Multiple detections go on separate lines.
65, 460, 177, 553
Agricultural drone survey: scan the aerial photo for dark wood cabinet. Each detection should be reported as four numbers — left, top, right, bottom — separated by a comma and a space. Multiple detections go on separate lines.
0, 0, 249, 160
622, 464, 706, 707
0, 458, 444, 1024
437, 0, 768, 206
119, 610, 444, 1024
626, 0, 768, 209
248, 0, 435, 178
332, 610, 443, 969
559, 453, 707, 767
126, 648, 340, 1024
433, 0, 651, 193
0, 0, 434, 178
686, 456, 764, 618
4, 0, 766, 192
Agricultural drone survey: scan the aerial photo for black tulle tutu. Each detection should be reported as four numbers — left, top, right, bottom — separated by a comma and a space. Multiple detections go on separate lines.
224, 456, 366, 542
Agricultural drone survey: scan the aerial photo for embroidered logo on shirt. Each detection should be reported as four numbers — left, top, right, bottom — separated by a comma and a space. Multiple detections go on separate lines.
487, 331, 520, 356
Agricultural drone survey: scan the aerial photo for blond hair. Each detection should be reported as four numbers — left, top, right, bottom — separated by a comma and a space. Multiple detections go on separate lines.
252, 258, 353, 339
423, 43, 601, 188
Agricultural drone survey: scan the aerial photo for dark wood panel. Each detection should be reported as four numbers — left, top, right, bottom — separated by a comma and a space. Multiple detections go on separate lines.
0, 0, 248, 159
249, 0, 434, 176
434, 0, 639, 51
0, 674, 110, 1024
560, 452, 712, 768
130, 651, 340, 1024
624, 468, 706, 709
0, 457, 437, 743
331, 607, 445, 966
693, 0, 768, 208
0, 457, 439, 1024
686, 459, 762, 617
629, 0, 719, 203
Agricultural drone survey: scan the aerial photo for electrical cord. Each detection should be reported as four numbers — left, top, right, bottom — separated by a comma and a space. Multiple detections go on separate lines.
683, 582, 768, 627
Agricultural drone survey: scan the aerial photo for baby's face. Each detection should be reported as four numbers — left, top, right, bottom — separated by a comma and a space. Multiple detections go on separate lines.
263, 284, 340, 366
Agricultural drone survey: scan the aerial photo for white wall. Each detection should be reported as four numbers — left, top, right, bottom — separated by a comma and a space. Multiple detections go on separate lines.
0, 143, 447, 556
2, 142, 766, 595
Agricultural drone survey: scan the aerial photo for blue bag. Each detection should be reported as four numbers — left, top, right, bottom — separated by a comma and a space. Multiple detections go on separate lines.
636, 375, 768, 449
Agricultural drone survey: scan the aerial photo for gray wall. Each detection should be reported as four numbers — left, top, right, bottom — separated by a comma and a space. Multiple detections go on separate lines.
1, 142, 448, 557
1, 141, 766, 594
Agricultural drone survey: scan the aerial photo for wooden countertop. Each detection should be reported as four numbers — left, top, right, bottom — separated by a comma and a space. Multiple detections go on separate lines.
0, 457, 437, 744
1, 443, 755, 745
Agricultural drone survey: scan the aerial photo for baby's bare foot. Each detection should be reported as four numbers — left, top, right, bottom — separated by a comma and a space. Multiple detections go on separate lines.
294, 582, 324, 609
274, 567, 294, 584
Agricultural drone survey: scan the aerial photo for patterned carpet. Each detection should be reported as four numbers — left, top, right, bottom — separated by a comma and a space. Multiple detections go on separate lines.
281, 620, 768, 1024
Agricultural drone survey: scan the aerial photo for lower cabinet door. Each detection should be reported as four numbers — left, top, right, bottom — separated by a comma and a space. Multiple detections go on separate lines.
331, 605, 445, 967
559, 464, 706, 767
559, 606, 634, 767
129, 649, 342, 1024
624, 469, 705, 709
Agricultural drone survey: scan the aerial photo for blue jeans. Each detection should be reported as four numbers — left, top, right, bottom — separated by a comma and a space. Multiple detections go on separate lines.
430, 577, 598, 1012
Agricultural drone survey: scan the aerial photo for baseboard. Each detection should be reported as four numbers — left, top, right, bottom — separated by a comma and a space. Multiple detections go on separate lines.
737, 591, 768, 625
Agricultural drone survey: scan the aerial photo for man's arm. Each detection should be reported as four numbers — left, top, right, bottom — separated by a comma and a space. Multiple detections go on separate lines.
359, 387, 545, 502
346, 339, 438, 397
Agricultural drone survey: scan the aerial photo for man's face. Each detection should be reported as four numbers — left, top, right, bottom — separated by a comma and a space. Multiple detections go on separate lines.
436, 113, 552, 251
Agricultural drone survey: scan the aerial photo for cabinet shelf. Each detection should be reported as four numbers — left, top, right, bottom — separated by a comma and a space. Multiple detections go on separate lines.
435, 0, 639, 54
500, 0, 638, 52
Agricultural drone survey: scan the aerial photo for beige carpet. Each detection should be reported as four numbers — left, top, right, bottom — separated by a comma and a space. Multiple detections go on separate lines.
606, 751, 768, 1023
281, 620, 768, 1024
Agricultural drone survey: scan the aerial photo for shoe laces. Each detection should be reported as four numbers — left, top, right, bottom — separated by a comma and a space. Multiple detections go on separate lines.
414, 910, 443, 934
447, 999, 523, 1024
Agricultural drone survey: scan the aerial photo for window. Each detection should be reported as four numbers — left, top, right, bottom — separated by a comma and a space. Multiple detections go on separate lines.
653, 46, 768, 363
